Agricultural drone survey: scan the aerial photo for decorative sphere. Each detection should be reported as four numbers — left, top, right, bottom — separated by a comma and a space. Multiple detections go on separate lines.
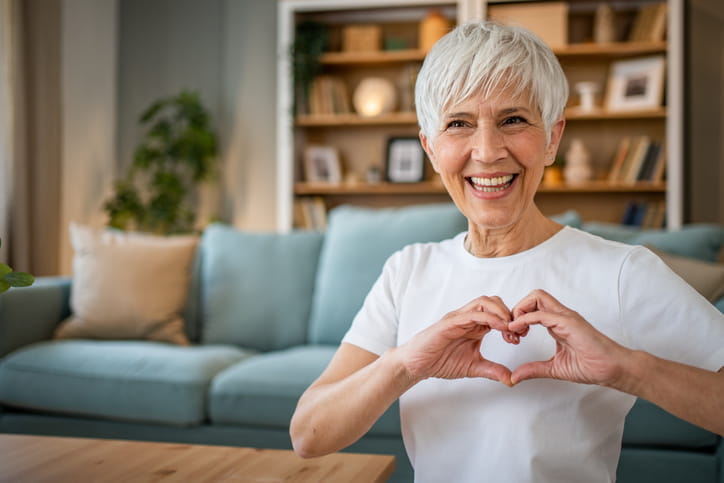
353, 77, 397, 117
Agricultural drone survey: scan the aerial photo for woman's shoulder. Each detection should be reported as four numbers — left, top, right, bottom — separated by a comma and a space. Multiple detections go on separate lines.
553, 226, 650, 268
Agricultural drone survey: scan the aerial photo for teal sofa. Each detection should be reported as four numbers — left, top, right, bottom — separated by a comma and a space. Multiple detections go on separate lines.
1, 203, 722, 483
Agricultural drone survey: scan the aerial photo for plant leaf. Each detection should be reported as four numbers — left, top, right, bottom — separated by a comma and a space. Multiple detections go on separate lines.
0, 279, 9, 293
3, 271, 34, 287
0, 263, 11, 277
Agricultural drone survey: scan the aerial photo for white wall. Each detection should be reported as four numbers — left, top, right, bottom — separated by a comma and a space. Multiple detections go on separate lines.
60, 0, 118, 274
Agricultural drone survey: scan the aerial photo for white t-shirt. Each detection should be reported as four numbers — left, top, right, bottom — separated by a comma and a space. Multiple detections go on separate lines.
343, 226, 724, 483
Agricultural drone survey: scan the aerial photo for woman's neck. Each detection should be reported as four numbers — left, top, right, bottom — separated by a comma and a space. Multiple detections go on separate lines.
464, 209, 563, 258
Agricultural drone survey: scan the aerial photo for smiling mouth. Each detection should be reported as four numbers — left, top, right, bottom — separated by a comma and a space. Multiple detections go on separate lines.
467, 174, 517, 193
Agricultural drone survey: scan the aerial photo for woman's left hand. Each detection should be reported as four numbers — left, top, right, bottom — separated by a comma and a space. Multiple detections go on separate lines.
508, 289, 630, 387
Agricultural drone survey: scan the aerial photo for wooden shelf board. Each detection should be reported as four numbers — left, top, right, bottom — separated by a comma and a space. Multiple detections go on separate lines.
317, 42, 666, 65
554, 41, 667, 57
295, 182, 445, 195
320, 49, 426, 65
296, 112, 418, 126
295, 181, 666, 196
538, 181, 666, 193
565, 107, 666, 120
296, 109, 665, 127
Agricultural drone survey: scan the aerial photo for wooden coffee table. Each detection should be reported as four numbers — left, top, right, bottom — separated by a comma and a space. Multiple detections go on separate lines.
0, 434, 396, 482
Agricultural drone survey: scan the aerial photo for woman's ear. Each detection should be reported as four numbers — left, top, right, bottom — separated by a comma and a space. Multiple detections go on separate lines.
419, 132, 439, 173
544, 117, 566, 167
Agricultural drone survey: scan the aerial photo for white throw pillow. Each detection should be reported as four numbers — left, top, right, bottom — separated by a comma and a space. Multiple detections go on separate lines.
54, 223, 198, 345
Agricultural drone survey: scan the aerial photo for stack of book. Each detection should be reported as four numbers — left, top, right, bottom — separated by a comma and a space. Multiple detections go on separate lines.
621, 199, 666, 228
294, 197, 327, 230
628, 2, 668, 43
308, 76, 351, 116
608, 136, 666, 184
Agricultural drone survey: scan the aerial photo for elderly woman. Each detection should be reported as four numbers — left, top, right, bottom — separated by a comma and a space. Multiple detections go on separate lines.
290, 22, 724, 482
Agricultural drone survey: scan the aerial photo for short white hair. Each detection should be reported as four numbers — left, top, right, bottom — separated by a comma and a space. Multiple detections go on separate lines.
415, 22, 568, 142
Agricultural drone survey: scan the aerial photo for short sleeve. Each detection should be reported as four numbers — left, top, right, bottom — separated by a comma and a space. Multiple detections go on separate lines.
342, 252, 402, 356
619, 246, 724, 372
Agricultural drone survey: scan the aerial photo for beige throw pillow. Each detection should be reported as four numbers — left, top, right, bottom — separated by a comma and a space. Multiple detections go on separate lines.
54, 224, 198, 345
649, 245, 724, 302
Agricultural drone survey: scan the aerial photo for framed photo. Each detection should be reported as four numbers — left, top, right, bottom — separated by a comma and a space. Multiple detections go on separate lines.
605, 55, 665, 111
386, 137, 425, 183
303, 145, 342, 184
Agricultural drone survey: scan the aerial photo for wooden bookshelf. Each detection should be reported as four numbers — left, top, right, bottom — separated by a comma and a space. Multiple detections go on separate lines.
278, 0, 681, 230
295, 181, 666, 196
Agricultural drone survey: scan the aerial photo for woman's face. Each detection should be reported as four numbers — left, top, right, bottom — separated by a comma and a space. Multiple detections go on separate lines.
420, 87, 565, 232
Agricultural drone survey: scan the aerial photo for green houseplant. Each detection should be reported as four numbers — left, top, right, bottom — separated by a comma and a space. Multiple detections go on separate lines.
104, 90, 218, 234
291, 21, 328, 115
0, 238, 34, 293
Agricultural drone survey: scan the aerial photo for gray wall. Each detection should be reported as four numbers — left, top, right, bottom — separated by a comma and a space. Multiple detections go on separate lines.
117, 0, 278, 230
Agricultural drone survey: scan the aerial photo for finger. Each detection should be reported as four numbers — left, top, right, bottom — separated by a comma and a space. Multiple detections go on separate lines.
502, 331, 520, 344
511, 359, 554, 385
453, 309, 511, 334
459, 295, 512, 323
508, 307, 570, 335
512, 289, 566, 319
470, 359, 513, 386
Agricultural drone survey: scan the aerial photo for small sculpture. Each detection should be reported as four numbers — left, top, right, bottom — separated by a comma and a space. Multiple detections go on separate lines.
564, 138, 593, 184
574, 82, 600, 112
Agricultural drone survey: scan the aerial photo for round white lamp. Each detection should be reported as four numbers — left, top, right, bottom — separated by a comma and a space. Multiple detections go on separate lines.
353, 77, 397, 117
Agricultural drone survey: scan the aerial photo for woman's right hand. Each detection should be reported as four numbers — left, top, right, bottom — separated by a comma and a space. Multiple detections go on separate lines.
395, 295, 514, 386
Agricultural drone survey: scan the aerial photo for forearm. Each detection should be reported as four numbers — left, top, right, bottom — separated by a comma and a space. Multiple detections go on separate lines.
290, 347, 416, 457
613, 350, 724, 436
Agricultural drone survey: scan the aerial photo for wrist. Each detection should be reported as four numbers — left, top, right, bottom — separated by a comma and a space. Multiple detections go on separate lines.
606, 349, 652, 396
384, 346, 425, 390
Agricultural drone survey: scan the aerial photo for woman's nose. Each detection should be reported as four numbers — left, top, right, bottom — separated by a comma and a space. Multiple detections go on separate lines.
470, 126, 507, 163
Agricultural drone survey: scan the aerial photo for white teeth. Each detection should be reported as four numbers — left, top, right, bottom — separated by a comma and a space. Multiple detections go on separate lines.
469, 175, 514, 192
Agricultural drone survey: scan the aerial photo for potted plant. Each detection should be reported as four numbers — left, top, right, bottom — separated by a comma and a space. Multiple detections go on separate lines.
0, 239, 34, 293
104, 89, 218, 234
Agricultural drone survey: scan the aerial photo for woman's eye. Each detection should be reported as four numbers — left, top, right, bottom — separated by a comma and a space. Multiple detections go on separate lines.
502, 116, 527, 126
446, 120, 467, 129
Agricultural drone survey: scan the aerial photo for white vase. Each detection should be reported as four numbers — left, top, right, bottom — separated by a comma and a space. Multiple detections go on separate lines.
564, 139, 593, 184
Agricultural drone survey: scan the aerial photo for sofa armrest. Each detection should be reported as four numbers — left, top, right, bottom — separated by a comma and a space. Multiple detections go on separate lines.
0, 276, 71, 357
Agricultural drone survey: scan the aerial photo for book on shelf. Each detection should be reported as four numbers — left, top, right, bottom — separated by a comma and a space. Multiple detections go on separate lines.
308, 76, 351, 116
621, 200, 666, 228
607, 136, 665, 184
628, 2, 668, 43
294, 197, 327, 230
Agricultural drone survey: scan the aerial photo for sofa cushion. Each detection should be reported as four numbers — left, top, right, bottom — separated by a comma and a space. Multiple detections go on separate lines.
623, 398, 719, 449
307, 203, 468, 345
0, 340, 248, 426
55, 224, 198, 345
208, 345, 401, 436
581, 222, 724, 262
200, 224, 323, 351
647, 246, 724, 302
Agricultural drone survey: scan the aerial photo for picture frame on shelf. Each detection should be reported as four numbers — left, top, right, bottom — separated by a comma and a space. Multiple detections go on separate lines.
605, 55, 666, 112
386, 137, 426, 183
303, 145, 342, 184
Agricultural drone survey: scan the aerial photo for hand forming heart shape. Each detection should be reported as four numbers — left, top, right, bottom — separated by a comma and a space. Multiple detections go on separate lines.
401, 289, 625, 388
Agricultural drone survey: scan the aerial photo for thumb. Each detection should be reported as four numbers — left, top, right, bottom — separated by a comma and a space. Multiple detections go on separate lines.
511, 360, 553, 385
471, 360, 513, 387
